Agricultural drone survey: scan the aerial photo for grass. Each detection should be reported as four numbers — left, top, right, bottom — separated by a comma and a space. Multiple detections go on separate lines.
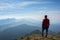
17, 34, 60, 40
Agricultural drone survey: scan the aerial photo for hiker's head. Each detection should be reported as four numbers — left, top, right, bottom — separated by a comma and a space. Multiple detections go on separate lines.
45, 15, 47, 19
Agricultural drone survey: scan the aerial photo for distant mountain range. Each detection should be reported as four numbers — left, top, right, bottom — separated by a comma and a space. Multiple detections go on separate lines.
0, 24, 55, 40
0, 18, 60, 40
0, 18, 60, 32
0, 18, 16, 25
0, 18, 41, 26
0, 24, 40, 40
0, 18, 41, 31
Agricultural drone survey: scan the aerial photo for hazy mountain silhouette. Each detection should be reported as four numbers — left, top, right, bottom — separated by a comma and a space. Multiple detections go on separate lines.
0, 18, 41, 31
0, 18, 60, 40
0, 24, 40, 40
30, 30, 41, 34
24, 30, 41, 37
0, 18, 60, 33
0, 24, 55, 40
0, 18, 16, 25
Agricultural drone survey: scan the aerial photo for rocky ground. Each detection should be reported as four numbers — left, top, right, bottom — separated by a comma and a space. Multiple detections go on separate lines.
17, 34, 60, 40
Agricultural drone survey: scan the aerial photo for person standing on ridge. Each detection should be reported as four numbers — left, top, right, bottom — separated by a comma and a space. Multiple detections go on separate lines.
42, 15, 50, 37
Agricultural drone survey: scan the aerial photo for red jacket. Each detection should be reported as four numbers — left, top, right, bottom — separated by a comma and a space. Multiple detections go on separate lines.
42, 18, 50, 28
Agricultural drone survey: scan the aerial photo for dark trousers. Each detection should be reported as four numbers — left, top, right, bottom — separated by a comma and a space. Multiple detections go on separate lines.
42, 27, 48, 37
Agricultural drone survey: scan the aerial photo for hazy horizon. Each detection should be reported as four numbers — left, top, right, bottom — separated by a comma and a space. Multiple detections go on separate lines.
0, 0, 60, 24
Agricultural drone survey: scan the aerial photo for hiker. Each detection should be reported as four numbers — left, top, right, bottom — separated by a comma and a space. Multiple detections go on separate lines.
42, 15, 50, 37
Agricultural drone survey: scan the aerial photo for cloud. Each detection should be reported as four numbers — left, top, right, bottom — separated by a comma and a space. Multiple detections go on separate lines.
0, 15, 42, 21
0, 3, 14, 10
0, 1, 52, 11
0, 13, 60, 22
0, 1, 38, 10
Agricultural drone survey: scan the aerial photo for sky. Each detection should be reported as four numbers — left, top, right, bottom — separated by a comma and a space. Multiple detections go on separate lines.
0, 0, 60, 24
